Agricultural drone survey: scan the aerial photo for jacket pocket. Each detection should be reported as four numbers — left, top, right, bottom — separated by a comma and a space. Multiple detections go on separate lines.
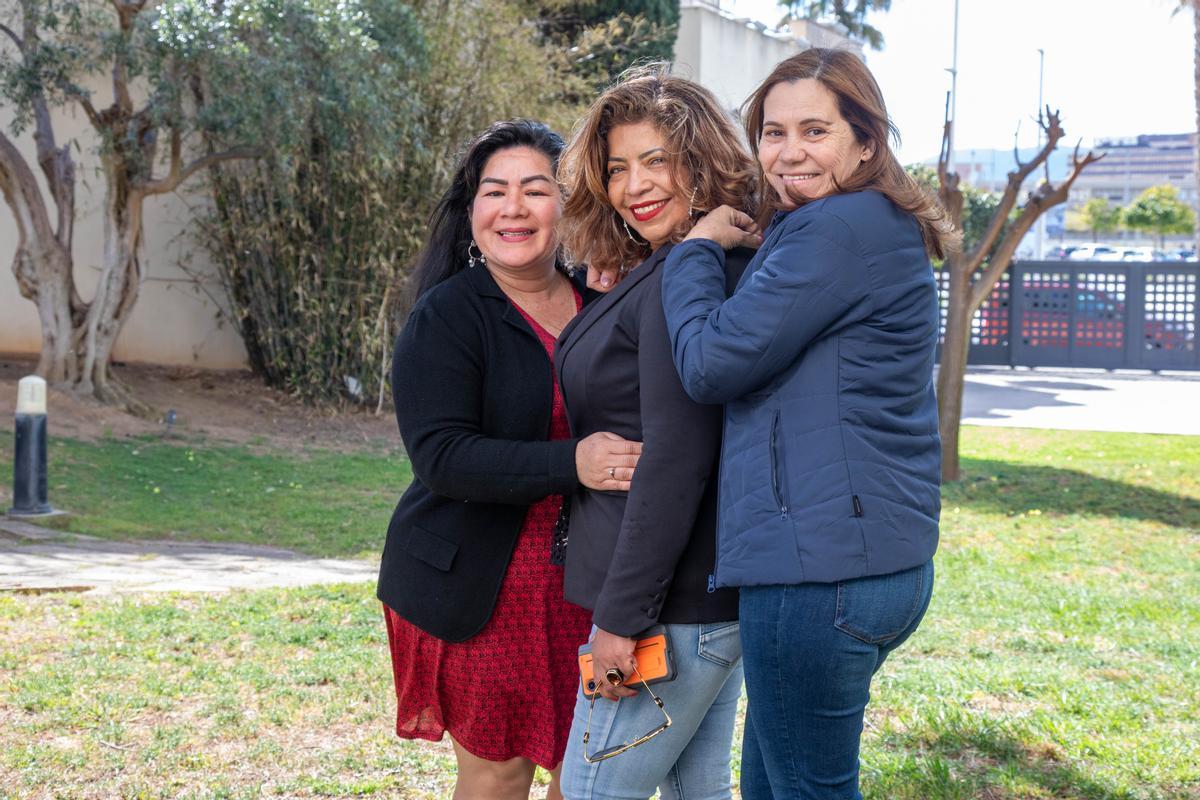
403, 526, 459, 572
769, 411, 788, 519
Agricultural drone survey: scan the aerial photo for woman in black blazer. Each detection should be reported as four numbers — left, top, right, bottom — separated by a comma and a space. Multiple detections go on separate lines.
379, 120, 642, 800
554, 71, 758, 798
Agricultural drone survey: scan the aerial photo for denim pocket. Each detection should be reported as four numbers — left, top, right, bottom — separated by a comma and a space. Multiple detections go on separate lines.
833, 561, 933, 645
697, 621, 742, 667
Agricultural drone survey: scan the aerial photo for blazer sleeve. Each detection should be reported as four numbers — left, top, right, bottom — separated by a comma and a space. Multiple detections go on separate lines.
392, 296, 579, 505
590, 276, 723, 637
662, 214, 874, 404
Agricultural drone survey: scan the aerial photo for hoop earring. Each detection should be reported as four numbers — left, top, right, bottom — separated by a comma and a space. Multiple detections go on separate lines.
467, 240, 487, 269
622, 219, 647, 245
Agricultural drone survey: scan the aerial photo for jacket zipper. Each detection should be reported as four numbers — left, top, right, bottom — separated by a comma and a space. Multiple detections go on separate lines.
770, 411, 788, 519
707, 412, 730, 593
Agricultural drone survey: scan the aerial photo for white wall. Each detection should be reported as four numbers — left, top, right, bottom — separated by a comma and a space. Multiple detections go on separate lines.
673, 1, 801, 115
0, 83, 248, 369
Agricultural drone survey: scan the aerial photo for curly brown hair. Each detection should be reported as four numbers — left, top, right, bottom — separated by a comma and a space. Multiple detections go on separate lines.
744, 49, 959, 260
558, 65, 759, 273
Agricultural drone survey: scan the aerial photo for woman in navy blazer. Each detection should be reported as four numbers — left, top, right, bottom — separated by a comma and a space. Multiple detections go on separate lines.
658, 50, 959, 799
554, 69, 757, 799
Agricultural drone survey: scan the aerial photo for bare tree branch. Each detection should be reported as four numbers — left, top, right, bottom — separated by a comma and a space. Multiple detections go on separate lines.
108, 1, 149, 113
958, 108, 1066, 272
0, 22, 24, 51
109, 0, 148, 30
113, 61, 133, 114
137, 144, 262, 196
968, 145, 1104, 309
72, 92, 103, 129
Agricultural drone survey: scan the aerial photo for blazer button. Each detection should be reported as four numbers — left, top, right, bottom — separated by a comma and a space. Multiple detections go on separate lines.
646, 608, 658, 618
652, 593, 664, 603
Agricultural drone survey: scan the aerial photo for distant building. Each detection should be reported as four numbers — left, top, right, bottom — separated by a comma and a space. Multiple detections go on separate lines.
933, 147, 1070, 195
673, 1, 862, 114
1069, 132, 1198, 207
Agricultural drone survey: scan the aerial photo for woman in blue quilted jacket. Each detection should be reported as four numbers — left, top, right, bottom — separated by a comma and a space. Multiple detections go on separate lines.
658, 49, 959, 799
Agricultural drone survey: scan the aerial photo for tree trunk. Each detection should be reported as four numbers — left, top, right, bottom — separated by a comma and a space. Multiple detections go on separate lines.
77, 155, 145, 408
937, 260, 971, 483
0, 131, 78, 384
3, 129, 147, 410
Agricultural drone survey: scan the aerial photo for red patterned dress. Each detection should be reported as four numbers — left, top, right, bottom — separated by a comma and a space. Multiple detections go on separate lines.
384, 290, 592, 768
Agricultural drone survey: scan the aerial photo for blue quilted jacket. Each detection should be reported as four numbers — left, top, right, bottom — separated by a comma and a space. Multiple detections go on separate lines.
662, 190, 941, 588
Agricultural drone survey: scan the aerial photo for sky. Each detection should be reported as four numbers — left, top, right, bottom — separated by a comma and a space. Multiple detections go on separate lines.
727, 0, 1195, 165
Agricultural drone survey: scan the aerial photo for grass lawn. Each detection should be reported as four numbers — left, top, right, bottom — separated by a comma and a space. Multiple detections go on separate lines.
0, 432, 410, 559
1, 426, 1198, 799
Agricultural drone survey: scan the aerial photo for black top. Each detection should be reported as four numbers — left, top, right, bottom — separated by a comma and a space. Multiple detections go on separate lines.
377, 265, 587, 643
554, 244, 752, 637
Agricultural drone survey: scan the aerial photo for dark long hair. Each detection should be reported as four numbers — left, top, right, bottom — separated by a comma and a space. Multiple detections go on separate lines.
743, 49, 959, 259
411, 120, 566, 298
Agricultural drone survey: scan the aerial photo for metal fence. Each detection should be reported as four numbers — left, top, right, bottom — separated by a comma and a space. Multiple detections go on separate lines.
937, 261, 1200, 371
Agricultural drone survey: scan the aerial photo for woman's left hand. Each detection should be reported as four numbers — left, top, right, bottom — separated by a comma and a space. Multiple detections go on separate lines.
684, 205, 763, 250
588, 263, 624, 293
590, 628, 639, 701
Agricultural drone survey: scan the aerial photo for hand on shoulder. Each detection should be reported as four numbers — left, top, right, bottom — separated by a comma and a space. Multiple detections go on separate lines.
683, 206, 763, 251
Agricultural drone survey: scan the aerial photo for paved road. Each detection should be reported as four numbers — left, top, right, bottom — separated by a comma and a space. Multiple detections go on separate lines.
961, 367, 1200, 435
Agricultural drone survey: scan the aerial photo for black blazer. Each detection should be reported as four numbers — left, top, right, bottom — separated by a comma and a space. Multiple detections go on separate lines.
378, 265, 587, 642
554, 244, 751, 637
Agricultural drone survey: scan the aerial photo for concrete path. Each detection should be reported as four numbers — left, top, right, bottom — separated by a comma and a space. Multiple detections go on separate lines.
0, 518, 376, 595
961, 367, 1200, 436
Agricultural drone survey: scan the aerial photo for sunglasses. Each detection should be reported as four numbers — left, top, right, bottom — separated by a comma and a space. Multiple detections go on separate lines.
581, 666, 673, 763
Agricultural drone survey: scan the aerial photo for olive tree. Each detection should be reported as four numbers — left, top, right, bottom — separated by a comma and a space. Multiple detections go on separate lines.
0, 0, 264, 407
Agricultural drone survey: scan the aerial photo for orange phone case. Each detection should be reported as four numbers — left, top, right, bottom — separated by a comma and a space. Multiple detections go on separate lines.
578, 627, 675, 698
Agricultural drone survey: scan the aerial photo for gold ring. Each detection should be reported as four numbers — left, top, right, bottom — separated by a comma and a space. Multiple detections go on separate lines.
608, 467, 616, 479
604, 667, 625, 686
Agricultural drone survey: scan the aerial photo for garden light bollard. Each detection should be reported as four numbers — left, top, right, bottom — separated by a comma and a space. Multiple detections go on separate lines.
9, 375, 51, 516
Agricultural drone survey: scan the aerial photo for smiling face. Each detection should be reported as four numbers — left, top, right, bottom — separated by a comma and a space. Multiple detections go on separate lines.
469, 146, 561, 274
605, 121, 692, 250
758, 78, 872, 208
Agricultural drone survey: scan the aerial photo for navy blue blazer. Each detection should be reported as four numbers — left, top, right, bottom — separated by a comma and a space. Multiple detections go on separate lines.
661, 190, 941, 588
554, 244, 748, 636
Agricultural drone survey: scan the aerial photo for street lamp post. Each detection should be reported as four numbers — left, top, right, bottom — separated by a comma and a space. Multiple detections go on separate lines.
1036, 47, 1047, 257
945, 0, 959, 173
9, 376, 52, 516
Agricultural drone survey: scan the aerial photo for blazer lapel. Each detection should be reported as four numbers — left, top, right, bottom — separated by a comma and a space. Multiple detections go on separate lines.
557, 245, 670, 365
462, 260, 559, 341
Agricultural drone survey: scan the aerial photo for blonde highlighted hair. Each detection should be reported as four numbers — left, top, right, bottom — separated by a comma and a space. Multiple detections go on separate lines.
558, 65, 758, 272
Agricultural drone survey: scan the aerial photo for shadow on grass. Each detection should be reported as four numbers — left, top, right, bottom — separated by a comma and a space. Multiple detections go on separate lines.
947, 458, 1200, 531
875, 711, 1146, 800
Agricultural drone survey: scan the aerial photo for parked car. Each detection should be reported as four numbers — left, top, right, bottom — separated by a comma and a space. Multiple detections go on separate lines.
1168, 247, 1197, 262
1067, 244, 1122, 262
1044, 245, 1079, 260
1120, 247, 1167, 263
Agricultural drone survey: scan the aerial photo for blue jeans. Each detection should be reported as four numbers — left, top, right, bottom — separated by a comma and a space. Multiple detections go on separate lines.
560, 621, 744, 800
739, 560, 934, 800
